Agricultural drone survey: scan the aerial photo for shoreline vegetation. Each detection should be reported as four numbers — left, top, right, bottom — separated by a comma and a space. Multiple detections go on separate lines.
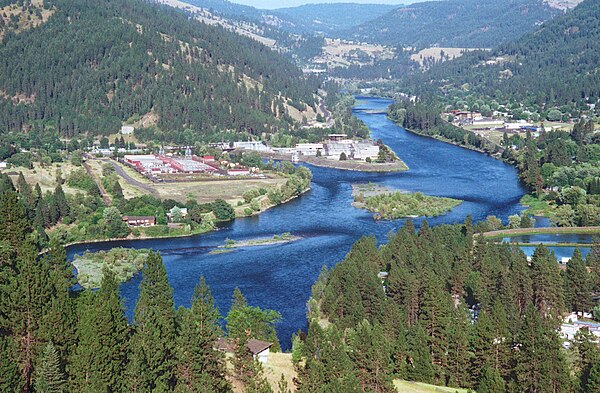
351, 183, 463, 220
256, 151, 409, 172
72, 247, 152, 289
209, 232, 301, 254
481, 226, 600, 239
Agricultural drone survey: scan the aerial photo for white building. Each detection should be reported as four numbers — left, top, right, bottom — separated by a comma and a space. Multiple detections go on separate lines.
233, 141, 271, 152
296, 143, 324, 156
121, 125, 135, 135
560, 313, 600, 345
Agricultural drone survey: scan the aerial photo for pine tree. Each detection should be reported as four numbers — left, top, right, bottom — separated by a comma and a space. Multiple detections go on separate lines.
53, 184, 69, 220
176, 277, 230, 392
564, 249, 592, 315
445, 304, 471, 388
572, 329, 600, 393
418, 273, 452, 382
16, 172, 34, 213
0, 190, 31, 261
476, 366, 505, 393
530, 245, 564, 320
34, 341, 65, 393
129, 252, 177, 392
0, 334, 20, 392
406, 323, 434, 384
346, 320, 395, 393
514, 305, 571, 393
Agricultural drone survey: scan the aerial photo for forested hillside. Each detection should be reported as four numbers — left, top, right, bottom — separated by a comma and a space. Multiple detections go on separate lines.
0, 0, 322, 144
297, 221, 600, 392
346, 0, 561, 48
272, 3, 396, 34
413, 0, 600, 109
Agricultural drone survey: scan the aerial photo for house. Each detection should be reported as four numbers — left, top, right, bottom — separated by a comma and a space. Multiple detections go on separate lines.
0, 161, 7, 170
215, 338, 273, 363
560, 313, 600, 345
121, 125, 135, 135
167, 207, 188, 221
122, 216, 156, 227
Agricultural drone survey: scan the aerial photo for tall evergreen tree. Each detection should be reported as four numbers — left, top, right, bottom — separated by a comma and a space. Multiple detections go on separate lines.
176, 277, 230, 392
129, 252, 177, 392
564, 249, 592, 315
530, 245, 564, 320
514, 305, 571, 393
34, 341, 66, 393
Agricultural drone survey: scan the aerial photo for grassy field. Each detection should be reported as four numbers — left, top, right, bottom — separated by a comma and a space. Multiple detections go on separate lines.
520, 194, 555, 216
262, 353, 297, 392
7, 161, 86, 194
394, 380, 469, 393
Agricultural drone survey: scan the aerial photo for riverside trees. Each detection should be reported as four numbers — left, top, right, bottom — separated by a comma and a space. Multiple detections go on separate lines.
296, 218, 599, 392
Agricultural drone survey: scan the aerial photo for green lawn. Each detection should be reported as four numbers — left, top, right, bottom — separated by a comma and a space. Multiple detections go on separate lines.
394, 380, 469, 393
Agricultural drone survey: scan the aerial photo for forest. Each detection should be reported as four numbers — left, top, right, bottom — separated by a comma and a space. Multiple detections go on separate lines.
0, 0, 324, 145
344, 0, 561, 48
298, 220, 600, 392
400, 0, 600, 115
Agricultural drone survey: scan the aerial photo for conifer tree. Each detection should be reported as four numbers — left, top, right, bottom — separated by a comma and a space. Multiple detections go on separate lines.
476, 366, 505, 393
176, 277, 230, 392
34, 341, 65, 393
445, 304, 471, 388
514, 305, 571, 393
406, 323, 434, 384
418, 273, 452, 381
0, 334, 20, 392
53, 184, 69, 220
564, 249, 592, 315
530, 245, 564, 320
346, 320, 395, 393
129, 252, 177, 392
572, 329, 600, 393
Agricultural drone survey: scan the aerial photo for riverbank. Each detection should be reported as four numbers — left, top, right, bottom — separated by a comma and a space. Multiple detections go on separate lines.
481, 226, 600, 239
256, 151, 409, 172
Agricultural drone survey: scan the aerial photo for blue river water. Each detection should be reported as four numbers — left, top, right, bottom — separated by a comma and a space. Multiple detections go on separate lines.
67, 96, 532, 349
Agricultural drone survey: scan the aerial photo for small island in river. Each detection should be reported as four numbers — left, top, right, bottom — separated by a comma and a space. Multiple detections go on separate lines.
209, 232, 301, 254
352, 183, 463, 220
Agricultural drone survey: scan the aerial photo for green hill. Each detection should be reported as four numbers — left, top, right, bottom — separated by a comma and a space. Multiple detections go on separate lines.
414, 0, 600, 108
346, 0, 562, 48
0, 0, 321, 144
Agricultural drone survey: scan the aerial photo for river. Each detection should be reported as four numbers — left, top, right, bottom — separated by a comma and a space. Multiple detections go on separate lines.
67, 96, 528, 349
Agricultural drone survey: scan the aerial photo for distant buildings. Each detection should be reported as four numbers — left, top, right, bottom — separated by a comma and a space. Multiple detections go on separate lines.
244, 134, 381, 162
124, 154, 218, 175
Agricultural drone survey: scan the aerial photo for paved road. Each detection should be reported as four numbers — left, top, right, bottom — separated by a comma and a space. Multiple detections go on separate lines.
107, 159, 160, 198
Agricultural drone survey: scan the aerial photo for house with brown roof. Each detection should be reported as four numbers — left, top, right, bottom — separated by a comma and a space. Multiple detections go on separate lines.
215, 338, 273, 363
122, 216, 156, 227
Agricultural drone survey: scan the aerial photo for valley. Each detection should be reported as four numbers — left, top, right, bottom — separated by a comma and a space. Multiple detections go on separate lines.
0, 0, 598, 392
